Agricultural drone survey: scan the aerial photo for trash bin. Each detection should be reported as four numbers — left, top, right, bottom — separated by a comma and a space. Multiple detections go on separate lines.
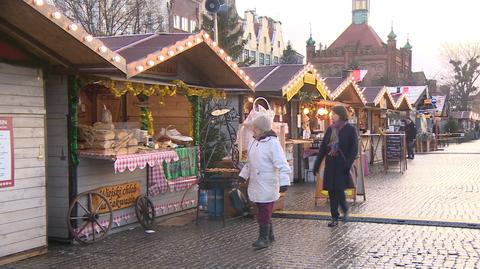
207, 188, 224, 217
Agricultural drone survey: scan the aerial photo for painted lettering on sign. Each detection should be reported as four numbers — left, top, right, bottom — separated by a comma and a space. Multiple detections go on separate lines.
92, 181, 141, 213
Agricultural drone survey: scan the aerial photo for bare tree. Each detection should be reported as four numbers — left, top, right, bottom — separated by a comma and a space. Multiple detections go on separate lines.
53, 0, 166, 36
441, 43, 480, 111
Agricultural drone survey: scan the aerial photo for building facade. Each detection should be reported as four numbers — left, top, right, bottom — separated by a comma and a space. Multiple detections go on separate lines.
306, 0, 414, 86
168, 0, 203, 33
241, 10, 285, 66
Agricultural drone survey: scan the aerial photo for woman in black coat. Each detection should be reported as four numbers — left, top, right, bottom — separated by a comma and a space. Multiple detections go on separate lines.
313, 106, 358, 227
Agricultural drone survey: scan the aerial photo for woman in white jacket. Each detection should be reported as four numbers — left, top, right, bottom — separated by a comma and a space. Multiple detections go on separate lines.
239, 114, 291, 250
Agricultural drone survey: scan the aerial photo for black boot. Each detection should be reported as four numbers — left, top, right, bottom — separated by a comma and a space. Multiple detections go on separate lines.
269, 223, 274, 243
253, 224, 270, 250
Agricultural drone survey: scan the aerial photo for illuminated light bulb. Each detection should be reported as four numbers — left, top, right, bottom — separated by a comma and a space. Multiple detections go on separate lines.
168, 50, 175, 56
34, 0, 44, 6
147, 60, 155, 66
135, 65, 144, 72
250, 81, 255, 87
84, 35, 94, 42
203, 33, 210, 39
226, 56, 231, 61
212, 42, 217, 47
248, 97, 254, 103
112, 55, 121, 62
69, 23, 78, 31
219, 49, 225, 54
187, 41, 193, 47
157, 55, 165, 61
303, 108, 310, 115
233, 63, 238, 68
195, 37, 202, 43
98, 46, 108, 53
177, 45, 184, 52
239, 70, 244, 75
52, 11, 62, 20
245, 75, 250, 81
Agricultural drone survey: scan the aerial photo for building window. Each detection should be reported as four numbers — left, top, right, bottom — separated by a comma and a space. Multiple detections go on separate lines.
273, 56, 279, 64
244, 49, 249, 61
173, 15, 181, 29
265, 54, 271, 65
250, 51, 256, 63
181, 17, 189, 32
278, 41, 281, 48
264, 37, 267, 44
259, 53, 265, 65
189, 20, 197, 32
248, 33, 252, 40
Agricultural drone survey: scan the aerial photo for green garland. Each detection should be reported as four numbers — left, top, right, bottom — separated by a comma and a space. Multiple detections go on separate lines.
68, 76, 79, 167
138, 94, 149, 132
188, 96, 201, 146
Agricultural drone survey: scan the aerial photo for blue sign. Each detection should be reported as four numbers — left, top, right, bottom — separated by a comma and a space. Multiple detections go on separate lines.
431, 97, 437, 104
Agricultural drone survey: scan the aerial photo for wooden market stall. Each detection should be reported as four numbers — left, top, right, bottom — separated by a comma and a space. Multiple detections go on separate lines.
240, 64, 328, 185
360, 86, 396, 167
0, 0, 127, 263
56, 31, 254, 243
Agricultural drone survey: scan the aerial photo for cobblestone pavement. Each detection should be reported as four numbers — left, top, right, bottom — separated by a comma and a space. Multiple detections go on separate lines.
284, 140, 480, 222
3, 218, 480, 269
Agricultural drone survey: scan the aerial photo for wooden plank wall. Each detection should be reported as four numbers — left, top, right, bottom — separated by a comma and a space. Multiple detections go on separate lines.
0, 63, 47, 257
44, 75, 70, 239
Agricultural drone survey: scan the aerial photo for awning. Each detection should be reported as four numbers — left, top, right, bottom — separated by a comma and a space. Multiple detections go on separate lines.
362, 86, 396, 110
0, 0, 126, 72
327, 76, 366, 106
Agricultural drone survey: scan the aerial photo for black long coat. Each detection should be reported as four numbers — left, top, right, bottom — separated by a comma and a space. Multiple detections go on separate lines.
313, 124, 358, 191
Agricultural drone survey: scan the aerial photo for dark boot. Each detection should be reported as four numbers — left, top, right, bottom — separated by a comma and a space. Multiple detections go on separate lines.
327, 220, 338, 227
269, 223, 274, 243
253, 224, 270, 250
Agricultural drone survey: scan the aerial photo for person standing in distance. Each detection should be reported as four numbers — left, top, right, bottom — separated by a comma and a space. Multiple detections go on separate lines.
405, 118, 417, 159
313, 106, 358, 227
239, 114, 291, 249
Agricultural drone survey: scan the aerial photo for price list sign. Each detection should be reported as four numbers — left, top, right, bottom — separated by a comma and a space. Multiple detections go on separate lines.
386, 135, 402, 160
0, 117, 14, 188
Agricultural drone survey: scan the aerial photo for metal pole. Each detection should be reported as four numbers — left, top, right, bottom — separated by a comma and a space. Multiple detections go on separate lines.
213, 13, 218, 42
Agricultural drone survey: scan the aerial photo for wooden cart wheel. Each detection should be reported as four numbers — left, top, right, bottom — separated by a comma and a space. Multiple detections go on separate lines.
135, 195, 156, 229
67, 191, 113, 244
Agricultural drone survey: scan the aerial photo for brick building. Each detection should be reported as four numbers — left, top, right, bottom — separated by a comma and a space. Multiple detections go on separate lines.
306, 0, 416, 86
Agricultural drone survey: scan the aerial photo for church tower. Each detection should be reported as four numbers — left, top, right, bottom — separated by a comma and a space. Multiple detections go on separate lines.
352, 0, 369, 25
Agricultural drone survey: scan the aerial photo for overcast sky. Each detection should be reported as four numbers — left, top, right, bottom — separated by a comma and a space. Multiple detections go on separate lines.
236, 0, 479, 79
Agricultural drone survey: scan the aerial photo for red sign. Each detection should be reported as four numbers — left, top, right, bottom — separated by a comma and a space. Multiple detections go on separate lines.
0, 117, 14, 188
402, 87, 409, 93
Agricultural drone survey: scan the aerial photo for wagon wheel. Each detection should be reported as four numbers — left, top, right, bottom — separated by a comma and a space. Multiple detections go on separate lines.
67, 191, 113, 244
135, 195, 156, 229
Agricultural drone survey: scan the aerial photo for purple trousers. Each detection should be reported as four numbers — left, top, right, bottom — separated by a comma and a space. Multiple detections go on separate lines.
256, 202, 274, 225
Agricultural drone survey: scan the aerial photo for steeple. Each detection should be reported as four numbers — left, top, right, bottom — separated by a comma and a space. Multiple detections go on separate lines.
306, 23, 315, 46
352, 0, 369, 25
388, 25, 397, 41
403, 35, 412, 50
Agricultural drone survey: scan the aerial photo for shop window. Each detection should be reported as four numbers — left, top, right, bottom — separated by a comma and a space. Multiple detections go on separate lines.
259, 53, 265, 65
250, 51, 256, 63
173, 15, 181, 29
244, 49, 249, 61
181, 17, 189, 32
265, 54, 271, 65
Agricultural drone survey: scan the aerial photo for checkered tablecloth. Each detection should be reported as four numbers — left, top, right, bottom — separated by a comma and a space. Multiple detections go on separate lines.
114, 151, 179, 173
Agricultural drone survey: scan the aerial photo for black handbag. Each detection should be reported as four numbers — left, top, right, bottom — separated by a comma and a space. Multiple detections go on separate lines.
229, 188, 249, 216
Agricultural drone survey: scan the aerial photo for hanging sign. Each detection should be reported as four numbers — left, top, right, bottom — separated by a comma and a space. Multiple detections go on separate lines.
304, 73, 316, 85
0, 117, 14, 188
92, 181, 141, 213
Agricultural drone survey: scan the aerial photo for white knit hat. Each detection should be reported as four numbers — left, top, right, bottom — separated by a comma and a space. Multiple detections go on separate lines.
251, 114, 273, 132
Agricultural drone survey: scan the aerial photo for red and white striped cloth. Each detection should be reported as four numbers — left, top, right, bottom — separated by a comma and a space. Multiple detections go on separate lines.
114, 151, 179, 173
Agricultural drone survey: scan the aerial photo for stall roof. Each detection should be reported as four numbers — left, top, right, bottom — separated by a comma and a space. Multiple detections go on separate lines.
391, 93, 413, 111
0, 0, 126, 72
241, 64, 328, 100
327, 76, 366, 106
99, 31, 254, 90
362, 86, 396, 109
387, 85, 428, 106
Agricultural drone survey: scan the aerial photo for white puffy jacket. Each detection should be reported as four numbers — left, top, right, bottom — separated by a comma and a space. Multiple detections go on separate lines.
239, 136, 291, 203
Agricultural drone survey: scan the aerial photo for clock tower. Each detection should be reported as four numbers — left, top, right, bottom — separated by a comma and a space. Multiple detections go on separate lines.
352, 0, 369, 25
